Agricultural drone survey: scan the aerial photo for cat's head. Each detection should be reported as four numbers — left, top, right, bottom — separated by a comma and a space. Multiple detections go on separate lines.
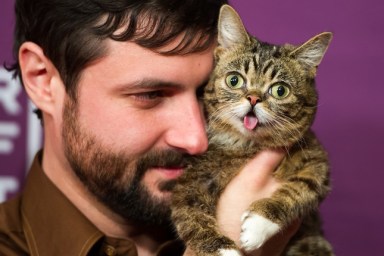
205, 5, 332, 149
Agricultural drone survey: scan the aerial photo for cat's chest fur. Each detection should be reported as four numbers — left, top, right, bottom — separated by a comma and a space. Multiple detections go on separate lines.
181, 129, 325, 201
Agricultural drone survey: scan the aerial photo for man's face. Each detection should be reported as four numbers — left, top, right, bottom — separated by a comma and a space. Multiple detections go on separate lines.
62, 39, 213, 225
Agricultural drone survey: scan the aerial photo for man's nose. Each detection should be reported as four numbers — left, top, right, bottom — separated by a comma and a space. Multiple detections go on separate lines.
164, 98, 208, 155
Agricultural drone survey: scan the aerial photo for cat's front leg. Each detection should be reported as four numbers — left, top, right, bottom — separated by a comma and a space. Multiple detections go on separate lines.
239, 175, 327, 252
240, 210, 281, 252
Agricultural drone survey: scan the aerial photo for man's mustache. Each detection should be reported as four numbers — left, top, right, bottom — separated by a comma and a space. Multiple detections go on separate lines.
136, 149, 187, 175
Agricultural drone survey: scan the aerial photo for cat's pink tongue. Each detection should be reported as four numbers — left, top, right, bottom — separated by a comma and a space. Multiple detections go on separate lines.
244, 115, 258, 130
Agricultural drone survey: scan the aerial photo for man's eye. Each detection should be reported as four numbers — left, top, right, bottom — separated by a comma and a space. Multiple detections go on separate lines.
134, 91, 164, 100
126, 91, 165, 109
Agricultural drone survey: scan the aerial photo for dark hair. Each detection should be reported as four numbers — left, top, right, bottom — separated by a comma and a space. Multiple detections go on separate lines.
9, 0, 227, 119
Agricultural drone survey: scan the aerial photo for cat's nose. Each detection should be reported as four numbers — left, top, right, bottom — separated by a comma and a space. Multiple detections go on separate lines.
247, 95, 261, 106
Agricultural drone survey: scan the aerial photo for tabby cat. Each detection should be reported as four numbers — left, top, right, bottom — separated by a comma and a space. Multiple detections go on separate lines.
171, 5, 333, 256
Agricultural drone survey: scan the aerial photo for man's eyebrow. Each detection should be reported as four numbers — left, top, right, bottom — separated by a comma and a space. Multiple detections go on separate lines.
117, 78, 184, 91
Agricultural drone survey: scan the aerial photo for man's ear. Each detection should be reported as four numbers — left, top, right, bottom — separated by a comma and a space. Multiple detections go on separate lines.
19, 42, 63, 116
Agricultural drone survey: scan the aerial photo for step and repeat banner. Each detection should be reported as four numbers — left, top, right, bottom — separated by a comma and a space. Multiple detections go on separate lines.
0, 67, 42, 202
0, 0, 42, 202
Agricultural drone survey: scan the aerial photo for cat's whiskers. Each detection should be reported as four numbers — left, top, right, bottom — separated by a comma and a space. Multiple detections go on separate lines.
275, 113, 312, 153
305, 104, 321, 110
209, 102, 246, 126
268, 113, 310, 157
261, 110, 303, 146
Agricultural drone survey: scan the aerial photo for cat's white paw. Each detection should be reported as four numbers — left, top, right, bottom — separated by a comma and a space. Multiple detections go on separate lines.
240, 212, 280, 252
218, 248, 242, 256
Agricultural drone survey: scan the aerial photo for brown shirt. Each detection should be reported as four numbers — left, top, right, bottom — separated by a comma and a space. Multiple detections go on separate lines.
0, 152, 184, 256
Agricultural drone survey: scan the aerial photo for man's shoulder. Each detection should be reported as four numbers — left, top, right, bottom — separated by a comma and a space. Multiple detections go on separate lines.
0, 195, 23, 231
0, 195, 29, 255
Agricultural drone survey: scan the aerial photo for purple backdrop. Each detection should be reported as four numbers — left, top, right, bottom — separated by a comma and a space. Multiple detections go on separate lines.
1, 0, 383, 255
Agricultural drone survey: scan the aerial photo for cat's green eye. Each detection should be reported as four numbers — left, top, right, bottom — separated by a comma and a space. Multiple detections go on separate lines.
269, 83, 290, 99
225, 74, 244, 89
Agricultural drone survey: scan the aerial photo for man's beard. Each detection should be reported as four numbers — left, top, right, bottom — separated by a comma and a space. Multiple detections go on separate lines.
61, 97, 184, 227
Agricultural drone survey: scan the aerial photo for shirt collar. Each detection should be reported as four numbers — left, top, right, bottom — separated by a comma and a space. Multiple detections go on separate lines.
21, 151, 185, 256
21, 151, 104, 256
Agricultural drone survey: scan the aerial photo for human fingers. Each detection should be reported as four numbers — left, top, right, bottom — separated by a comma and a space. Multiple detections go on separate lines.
239, 149, 285, 181
216, 149, 286, 243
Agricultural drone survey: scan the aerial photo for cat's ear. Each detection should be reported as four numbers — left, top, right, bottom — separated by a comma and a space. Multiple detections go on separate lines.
217, 5, 250, 49
290, 32, 333, 69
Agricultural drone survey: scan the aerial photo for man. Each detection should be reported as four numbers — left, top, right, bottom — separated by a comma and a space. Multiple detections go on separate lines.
0, 0, 297, 255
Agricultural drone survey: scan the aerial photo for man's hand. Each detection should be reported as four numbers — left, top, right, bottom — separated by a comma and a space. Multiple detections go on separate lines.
216, 149, 300, 256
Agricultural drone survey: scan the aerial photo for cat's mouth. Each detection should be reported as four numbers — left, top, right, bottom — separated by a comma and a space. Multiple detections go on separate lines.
243, 112, 258, 130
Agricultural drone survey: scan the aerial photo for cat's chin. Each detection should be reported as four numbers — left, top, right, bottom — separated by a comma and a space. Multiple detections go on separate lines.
236, 126, 289, 148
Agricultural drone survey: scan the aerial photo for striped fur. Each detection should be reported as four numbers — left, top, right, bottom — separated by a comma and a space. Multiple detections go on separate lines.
172, 5, 333, 256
